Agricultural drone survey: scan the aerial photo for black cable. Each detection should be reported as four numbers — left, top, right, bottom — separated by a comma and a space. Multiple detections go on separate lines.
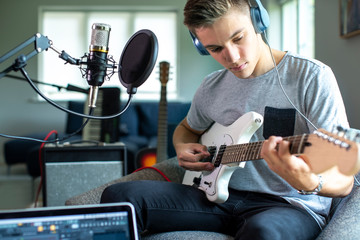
20, 67, 133, 120
0, 67, 132, 143
0, 107, 94, 143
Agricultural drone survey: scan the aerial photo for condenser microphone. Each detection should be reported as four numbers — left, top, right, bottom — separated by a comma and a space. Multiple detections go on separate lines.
86, 23, 112, 108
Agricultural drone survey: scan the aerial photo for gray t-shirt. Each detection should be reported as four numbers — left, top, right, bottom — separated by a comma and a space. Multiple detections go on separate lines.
187, 52, 349, 228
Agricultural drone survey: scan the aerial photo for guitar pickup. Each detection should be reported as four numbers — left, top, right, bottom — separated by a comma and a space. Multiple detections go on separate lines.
213, 145, 226, 167
200, 146, 217, 163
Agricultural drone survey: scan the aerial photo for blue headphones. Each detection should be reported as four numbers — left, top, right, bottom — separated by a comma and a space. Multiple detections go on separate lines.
190, 0, 270, 56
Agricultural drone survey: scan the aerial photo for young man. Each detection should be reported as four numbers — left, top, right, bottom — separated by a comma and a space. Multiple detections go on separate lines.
101, 0, 354, 239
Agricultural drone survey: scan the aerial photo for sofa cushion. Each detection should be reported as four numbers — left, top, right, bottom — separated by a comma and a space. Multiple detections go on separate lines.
4, 138, 41, 166
65, 157, 185, 206
137, 102, 159, 137
66, 101, 84, 134
143, 231, 233, 240
167, 102, 190, 124
4, 133, 58, 166
120, 103, 139, 136
137, 102, 191, 138
316, 173, 360, 239
316, 185, 360, 239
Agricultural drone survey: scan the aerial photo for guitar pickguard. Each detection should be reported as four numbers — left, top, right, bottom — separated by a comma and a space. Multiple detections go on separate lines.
182, 112, 263, 203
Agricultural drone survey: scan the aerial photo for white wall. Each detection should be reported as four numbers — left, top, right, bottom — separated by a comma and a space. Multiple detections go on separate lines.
315, 0, 360, 129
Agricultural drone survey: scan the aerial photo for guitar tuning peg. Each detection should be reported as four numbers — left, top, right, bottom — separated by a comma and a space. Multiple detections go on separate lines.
354, 132, 360, 142
336, 126, 345, 132
334, 125, 347, 137
341, 127, 360, 143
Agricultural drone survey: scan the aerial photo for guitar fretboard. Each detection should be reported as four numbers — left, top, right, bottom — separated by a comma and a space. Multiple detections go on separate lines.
156, 61, 170, 162
157, 84, 168, 162
217, 134, 310, 165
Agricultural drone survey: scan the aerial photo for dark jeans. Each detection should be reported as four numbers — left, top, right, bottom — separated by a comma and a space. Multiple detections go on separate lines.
101, 180, 321, 240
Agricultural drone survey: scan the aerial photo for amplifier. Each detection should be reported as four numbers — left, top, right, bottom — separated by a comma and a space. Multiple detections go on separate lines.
42, 142, 127, 207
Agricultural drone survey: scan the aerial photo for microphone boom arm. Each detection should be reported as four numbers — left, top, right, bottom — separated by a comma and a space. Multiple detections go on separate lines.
0, 33, 52, 78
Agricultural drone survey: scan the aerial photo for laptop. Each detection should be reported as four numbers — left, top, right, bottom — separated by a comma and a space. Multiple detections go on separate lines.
0, 202, 139, 240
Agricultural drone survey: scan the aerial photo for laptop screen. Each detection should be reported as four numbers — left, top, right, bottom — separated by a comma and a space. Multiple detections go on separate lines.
0, 202, 138, 240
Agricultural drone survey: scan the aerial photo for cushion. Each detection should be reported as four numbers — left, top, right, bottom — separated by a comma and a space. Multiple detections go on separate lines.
66, 101, 84, 134
316, 173, 360, 239
120, 104, 139, 136
137, 102, 191, 138
137, 102, 159, 137
143, 231, 233, 240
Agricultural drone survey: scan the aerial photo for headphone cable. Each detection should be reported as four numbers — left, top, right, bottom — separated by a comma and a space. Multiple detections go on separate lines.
262, 32, 318, 130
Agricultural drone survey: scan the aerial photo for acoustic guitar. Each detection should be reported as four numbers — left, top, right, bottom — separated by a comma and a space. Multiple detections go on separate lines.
136, 61, 170, 168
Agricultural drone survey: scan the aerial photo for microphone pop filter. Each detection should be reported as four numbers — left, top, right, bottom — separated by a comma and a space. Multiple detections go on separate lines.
118, 29, 158, 94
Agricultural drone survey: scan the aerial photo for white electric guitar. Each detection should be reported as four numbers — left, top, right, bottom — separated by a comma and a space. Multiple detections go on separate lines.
182, 112, 360, 203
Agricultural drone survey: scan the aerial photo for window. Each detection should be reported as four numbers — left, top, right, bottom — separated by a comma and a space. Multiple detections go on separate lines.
39, 9, 177, 101
279, 0, 314, 57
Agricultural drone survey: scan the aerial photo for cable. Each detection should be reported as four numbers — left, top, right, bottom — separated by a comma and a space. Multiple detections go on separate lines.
0, 107, 94, 143
263, 35, 360, 183
133, 166, 171, 182
262, 34, 360, 185
34, 130, 58, 207
0, 66, 132, 143
20, 67, 133, 120
262, 32, 318, 130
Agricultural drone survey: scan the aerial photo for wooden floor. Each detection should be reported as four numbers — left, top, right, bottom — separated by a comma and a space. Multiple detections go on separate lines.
0, 163, 41, 210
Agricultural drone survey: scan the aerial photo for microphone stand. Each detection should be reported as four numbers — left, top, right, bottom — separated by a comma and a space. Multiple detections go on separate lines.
0, 32, 132, 120
0, 32, 135, 144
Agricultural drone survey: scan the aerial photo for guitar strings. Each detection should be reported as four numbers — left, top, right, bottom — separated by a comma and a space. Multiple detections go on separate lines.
218, 135, 307, 164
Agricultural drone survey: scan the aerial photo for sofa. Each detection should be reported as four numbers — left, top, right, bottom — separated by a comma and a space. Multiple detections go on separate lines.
3, 100, 190, 176
66, 157, 360, 239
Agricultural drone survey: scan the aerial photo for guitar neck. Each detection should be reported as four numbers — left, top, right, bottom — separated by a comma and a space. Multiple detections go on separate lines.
156, 61, 170, 162
219, 134, 310, 165
157, 84, 168, 161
